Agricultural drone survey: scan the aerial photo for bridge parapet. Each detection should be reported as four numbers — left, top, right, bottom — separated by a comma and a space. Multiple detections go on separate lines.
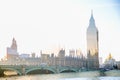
0, 65, 80, 75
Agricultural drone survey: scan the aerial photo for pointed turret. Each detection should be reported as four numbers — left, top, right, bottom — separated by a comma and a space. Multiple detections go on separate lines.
11, 38, 17, 51
89, 10, 96, 27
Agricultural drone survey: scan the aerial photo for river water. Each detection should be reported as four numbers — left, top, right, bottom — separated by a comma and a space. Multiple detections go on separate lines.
0, 70, 120, 80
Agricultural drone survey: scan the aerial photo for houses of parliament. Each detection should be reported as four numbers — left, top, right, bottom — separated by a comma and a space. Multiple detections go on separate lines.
4, 11, 99, 70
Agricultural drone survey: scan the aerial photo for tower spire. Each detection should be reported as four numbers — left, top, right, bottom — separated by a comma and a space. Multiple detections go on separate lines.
91, 10, 93, 17
89, 10, 95, 27
11, 37, 17, 51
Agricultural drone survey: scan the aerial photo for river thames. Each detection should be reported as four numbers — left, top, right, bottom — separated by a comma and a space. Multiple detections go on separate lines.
0, 70, 120, 80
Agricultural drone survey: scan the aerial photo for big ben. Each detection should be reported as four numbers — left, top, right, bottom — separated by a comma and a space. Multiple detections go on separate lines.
87, 11, 99, 70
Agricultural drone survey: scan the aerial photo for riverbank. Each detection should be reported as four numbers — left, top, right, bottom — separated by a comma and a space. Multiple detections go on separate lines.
104, 70, 120, 76
0, 70, 120, 77
0, 71, 120, 80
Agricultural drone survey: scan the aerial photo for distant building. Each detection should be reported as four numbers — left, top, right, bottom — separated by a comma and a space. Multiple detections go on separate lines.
69, 49, 75, 57
7, 38, 19, 60
19, 53, 30, 58
51, 53, 54, 57
86, 11, 99, 70
116, 61, 120, 69
41, 53, 50, 65
58, 49, 65, 66
99, 57, 103, 68
104, 53, 116, 69
58, 49, 65, 58
31, 53, 36, 58
76, 49, 83, 58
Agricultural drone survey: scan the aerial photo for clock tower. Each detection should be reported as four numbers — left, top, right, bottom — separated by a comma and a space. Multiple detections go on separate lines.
87, 11, 99, 70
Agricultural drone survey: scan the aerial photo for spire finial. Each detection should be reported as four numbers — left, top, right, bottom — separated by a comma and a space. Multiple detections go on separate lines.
89, 9, 95, 27
91, 9, 93, 16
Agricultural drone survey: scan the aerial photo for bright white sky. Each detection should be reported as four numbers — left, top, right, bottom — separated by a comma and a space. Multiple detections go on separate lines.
0, 0, 120, 62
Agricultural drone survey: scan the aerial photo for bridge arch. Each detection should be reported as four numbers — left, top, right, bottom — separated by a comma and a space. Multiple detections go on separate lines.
59, 68, 78, 73
1, 68, 21, 75
26, 67, 56, 74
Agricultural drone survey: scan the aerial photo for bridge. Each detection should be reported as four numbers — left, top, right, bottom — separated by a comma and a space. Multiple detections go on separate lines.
0, 65, 80, 75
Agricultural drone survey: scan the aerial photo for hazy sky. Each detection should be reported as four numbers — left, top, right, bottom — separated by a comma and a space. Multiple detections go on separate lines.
0, 0, 120, 62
